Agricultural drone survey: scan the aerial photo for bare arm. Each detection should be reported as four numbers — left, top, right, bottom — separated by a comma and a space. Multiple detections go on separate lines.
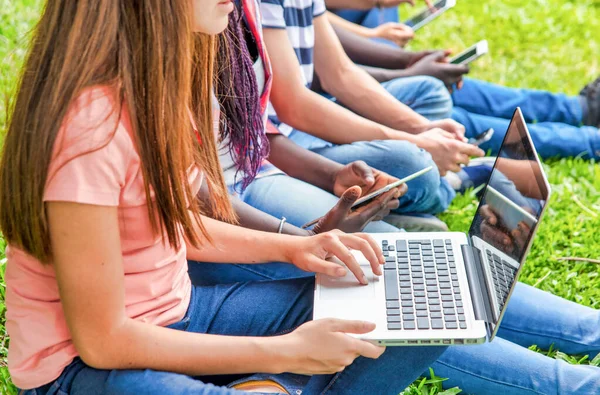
326, 11, 377, 39
48, 202, 384, 377
332, 22, 415, 69
327, 12, 415, 48
312, 15, 429, 133
325, 0, 429, 10
199, 136, 402, 235
48, 202, 287, 376
264, 27, 418, 144
266, 133, 341, 192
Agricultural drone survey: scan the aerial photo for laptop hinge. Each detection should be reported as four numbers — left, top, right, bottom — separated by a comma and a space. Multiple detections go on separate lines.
461, 245, 494, 328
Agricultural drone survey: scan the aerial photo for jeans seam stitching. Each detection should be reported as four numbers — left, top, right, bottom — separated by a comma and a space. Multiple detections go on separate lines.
272, 324, 302, 337
435, 359, 545, 394
231, 264, 281, 280
501, 324, 598, 349
320, 372, 341, 395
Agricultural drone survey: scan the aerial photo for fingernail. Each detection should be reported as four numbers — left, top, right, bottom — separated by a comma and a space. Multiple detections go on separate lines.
366, 176, 374, 183
504, 238, 511, 245
362, 274, 368, 284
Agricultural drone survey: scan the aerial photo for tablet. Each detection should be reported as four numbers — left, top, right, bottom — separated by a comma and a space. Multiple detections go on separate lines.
484, 185, 538, 231
450, 40, 489, 65
403, 0, 457, 32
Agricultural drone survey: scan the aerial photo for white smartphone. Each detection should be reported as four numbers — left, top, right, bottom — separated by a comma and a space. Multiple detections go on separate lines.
301, 166, 433, 229
403, 0, 457, 32
450, 40, 489, 65
468, 128, 494, 146
484, 185, 538, 231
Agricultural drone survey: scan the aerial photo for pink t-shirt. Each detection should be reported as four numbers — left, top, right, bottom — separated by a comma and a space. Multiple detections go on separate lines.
5, 87, 201, 389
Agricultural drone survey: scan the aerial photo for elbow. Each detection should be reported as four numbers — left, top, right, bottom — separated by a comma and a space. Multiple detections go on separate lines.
271, 93, 303, 127
76, 340, 116, 370
72, 325, 129, 370
317, 63, 354, 96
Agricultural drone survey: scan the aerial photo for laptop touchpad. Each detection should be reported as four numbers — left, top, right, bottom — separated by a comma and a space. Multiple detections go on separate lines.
319, 271, 378, 300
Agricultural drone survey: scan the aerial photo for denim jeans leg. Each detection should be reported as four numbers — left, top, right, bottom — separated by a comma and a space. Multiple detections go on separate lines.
452, 107, 600, 159
427, 282, 600, 394
188, 278, 447, 394
381, 76, 454, 121
431, 336, 600, 394
497, 283, 600, 356
311, 140, 456, 214
305, 346, 448, 395
452, 77, 584, 125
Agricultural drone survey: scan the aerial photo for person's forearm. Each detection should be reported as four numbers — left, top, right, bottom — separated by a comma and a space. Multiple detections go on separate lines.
332, 23, 413, 69
359, 65, 414, 83
321, 65, 429, 133
186, 215, 298, 262
197, 184, 308, 236
327, 11, 375, 39
267, 134, 343, 193
230, 195, 310, 236
326, 0, 377, 9
82, 317, 289, 376
276, 86, 418, 144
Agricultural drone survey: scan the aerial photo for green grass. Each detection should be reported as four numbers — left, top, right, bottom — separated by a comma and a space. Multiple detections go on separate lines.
0, 0, 599, 393
401, 0, 600, 393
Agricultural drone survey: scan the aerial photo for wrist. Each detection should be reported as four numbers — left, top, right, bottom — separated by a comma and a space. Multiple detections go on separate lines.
272, 233, 301, 263
328, 164, 345, 194
264, 334, 300, 374
393, 51, 415, 69
282, 222, 314, 237
407, 120, 431, 134
410, 134, 428, 150
364, 26, 378, 39
255, 336, 294, 374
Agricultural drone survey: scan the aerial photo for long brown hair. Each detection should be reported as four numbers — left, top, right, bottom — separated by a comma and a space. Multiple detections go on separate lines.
0, 1, 236, 262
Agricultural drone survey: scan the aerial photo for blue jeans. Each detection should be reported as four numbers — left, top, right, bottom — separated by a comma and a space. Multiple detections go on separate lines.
189, 267, 600, 394
236, 174, 399, 233
451, 78, 600, 159
379, 76, 600, 159
27, 278, 446, 394
289, 76, 455, 215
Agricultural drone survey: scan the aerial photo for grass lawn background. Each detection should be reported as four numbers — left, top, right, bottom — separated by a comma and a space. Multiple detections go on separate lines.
0, 0, 599, 393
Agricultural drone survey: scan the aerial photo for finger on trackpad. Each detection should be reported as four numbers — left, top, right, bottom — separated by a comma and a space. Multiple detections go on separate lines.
319, 271, 377, 300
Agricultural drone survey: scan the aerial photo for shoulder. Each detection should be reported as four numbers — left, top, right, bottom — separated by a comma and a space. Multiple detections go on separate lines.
53, 85, 134, 164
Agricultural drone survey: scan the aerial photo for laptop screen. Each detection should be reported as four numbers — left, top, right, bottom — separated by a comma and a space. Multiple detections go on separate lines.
468, 110, 550, 324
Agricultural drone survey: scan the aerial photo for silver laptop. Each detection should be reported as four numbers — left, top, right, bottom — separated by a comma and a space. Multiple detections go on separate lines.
314, 108, 551, 346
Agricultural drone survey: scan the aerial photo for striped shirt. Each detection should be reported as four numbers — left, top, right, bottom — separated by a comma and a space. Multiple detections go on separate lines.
261, 0, 327, 135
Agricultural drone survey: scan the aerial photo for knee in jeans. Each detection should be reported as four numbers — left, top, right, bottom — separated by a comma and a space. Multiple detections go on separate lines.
402, 76, 453, 118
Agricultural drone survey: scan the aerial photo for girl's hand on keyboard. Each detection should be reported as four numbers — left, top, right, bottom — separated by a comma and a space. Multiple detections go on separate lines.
284, 229, 384, 284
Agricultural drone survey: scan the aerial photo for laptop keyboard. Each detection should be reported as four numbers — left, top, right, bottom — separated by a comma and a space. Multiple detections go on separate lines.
486, 250, 517, 310
383, 239, 467, 331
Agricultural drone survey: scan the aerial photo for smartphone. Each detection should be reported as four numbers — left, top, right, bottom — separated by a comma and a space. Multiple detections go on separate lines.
450, 40, 489, 65
403, 0, 457, 32
301, 166, 433, 229
468, 128, 494, 146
